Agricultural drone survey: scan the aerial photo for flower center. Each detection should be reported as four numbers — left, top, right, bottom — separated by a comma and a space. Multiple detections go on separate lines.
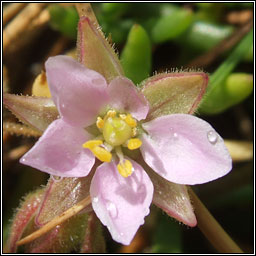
82, 110, 142, 178
103, 117, 132, 146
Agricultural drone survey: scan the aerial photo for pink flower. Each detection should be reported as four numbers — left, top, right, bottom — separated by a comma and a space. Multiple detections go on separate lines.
20, 55, 232, 245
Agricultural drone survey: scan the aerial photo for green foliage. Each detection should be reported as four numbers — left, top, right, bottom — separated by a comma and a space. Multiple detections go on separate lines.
48, 5, 79, 39
151, 6, 193, 43
121, 25, 151, 85
152, 214, 182, 253
199, 29, 253, 114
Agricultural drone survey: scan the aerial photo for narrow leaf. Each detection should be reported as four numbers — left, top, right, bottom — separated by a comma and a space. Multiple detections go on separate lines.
121, 24, 151, 85
199, 29, 253, 114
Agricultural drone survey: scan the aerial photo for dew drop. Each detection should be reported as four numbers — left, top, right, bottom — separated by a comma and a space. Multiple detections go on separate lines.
207, 130, 218, 144
120, 232, 124, 236
106, 201, 118, 218
173, 132, 178, 139
93, 197, 99, 203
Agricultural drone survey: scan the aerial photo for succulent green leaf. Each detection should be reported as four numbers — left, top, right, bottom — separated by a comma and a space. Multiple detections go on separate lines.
151, 7, 193, 43
180, 21, 234, 53
49, 4, 79, 39
121, 24, 152, 85
140, 72, 208, 121
199, 29, 253, 114
77, 17, 124, 83
201, 73, 252, 114
3, 93, 59, 132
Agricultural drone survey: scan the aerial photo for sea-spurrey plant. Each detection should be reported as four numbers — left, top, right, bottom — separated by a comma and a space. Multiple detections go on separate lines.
3, 3, 235, 253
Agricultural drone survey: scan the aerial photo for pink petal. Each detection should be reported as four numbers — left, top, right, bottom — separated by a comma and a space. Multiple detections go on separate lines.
141, 114, 232, 185
90, 159, 153, 245
108, 76, 149, 120
45, 55, 109, 127
20, 119, 95, 177
145, 166, 196, 226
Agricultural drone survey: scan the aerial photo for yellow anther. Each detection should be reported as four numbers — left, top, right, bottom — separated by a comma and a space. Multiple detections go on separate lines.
83, 140, 112, 162
127, 138, 142, 150
119, 114, 127, 120
125, 114, 137, 128
91, 146, 112, 162
117, 160, 133, 178
96, 117, 104, 129
83, 140, 103, 150
132, 127, 137, 137
107, 110, 116, 118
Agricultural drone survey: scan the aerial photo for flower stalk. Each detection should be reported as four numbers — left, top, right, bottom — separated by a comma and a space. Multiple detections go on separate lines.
188, 187, 243, 253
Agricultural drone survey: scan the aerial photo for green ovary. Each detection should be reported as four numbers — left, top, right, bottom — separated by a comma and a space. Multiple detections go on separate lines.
103, 117, 132, 146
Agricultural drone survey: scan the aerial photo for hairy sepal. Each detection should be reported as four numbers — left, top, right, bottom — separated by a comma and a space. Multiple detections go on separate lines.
77, 17, 124, 83
140, 72, 208, 120
4, 189, 45, 253
3, 93, 59, 132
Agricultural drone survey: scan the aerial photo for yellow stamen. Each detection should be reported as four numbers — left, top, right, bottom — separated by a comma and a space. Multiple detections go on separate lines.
119, 114, 127, 120
96, 117, 104, 129
117, 160, 133, 177
132, 127, 137, 137
83, 140, 103, 150
107, 110, 116, 118
91, 146, 112, 162
127, 138, 142, 150
125, 114, 137, 128
83, 140, 112, 162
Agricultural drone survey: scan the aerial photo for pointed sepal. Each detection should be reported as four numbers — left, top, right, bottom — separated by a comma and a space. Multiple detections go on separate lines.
3, 93, 59, 132
140, 72, 208, 120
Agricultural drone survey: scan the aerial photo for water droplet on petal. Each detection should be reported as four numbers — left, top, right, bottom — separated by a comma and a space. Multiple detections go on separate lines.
106, 201, 118, 219
120, 232, 124, 236
173, 132, 178, 139
207, 130, 218, 144
93, 197, 99, 203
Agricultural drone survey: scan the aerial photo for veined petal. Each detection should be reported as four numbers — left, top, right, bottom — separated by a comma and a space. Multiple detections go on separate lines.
90, 159, 153, 245
141, 114, 232, 185
20, 119, 95, 177
45, 55, 109, 127
108, 76, 149, 121
146, 166, 196, 227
